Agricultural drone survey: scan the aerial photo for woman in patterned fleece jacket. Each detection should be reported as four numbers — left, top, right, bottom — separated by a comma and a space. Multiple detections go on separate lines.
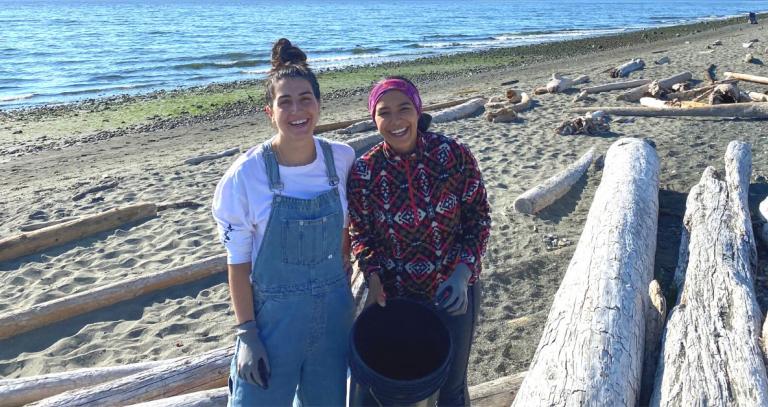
347, 76, 491, 406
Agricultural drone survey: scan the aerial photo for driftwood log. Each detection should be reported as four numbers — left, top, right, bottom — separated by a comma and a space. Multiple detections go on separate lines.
334, 98, 474, 134
724, 72, 768, 85
0, 203, 157, 263
0, 255, 227, 340
617, 72, 693, 102
184, 148, 239, 165
0, 360, 178, 407
570, 102, 768, 118
709, 83, 740, 104
610, 59, 645, 78
759, 197, 768, 245
664, 80, 737, 101
513, 138, 659, 406
29, 347, 231, 406
641, 280, 667, 406
18, 217, 80, 232
746, 91, 768, 102
123, 372, 528, 407
580, 79, 651, 95
650, 141, 768, 406
430, 98, 486, 123
513, 147, 596, 214
534, 73, 589, 94
345, 133, 383, 157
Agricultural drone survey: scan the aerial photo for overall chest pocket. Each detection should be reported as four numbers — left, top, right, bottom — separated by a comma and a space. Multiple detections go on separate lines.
281, 214, 332, 266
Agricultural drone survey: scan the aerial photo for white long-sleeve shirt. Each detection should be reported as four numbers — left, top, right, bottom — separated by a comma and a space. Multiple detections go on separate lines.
212, 137, 355, 264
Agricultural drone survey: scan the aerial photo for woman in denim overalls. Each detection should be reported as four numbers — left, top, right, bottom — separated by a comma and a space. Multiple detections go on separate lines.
212, 39, 355, 406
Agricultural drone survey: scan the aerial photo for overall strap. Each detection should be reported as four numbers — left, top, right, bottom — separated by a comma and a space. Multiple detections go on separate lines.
319, 139, 339, 187
261, 141, 284, 193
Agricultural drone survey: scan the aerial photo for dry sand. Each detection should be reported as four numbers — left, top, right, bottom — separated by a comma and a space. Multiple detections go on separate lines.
1, 19, 768, 397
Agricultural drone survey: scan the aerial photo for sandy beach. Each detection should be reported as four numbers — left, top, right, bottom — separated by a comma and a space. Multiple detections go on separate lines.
1, 14, 768, 400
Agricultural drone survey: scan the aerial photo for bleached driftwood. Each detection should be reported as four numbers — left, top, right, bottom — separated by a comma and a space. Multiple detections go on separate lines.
744, 53, 757, 64
535, 73, 589, 94
570, 102, 768, 118
19, 217, 80, 232
484, 92, 532, 123
725, 72, 768, 85
759, 197, 768, 245
617, 72, 693, 102
650, 141, 768, 406
581, 79, 651, 95
641, 280, 667, 406
430, 98, 486, 123
338, 120, 376, 134
746, 91, 768, 102
125, 388, 228, 407
664, 80, 737, 101
0, 255, 226, 340
0, 203, 157, 263
345, 133, 383, 157
513, 138, 659, 406
125, 371, 528, 407
610, 59, 645, 78
640, 97, 671, 109
709, 83, 740, 104
513, 147, 596, 214
0, 359, 178, 407
184, 147, 239, 165
29, 347, 231, 406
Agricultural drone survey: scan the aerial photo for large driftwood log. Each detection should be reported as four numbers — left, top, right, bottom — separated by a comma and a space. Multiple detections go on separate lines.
513, 138, 659, 406
19, 217, 80, 232
610, 59, 645, 78
617, 72, 693, 102
430, 98, 486, 123
0, 255, 227, 340
581, 79, 651, 95
664, 80, 738, 101
29, 348, 232, 406
0, 360, 177, 407
650, 141, 768, 406
345, 134, 383, 157
126, 389, 228, 407
570, 102, 768, 118
0, 203, 157, 263
724, 72, 768, 85
513, 147, 596, 214
126, 372, 528, 407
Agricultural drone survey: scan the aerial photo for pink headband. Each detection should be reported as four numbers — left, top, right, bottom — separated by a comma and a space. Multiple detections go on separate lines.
367, 79, 422, 121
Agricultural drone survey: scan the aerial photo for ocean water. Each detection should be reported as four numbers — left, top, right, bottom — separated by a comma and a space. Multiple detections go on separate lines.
0, 0, 765, 108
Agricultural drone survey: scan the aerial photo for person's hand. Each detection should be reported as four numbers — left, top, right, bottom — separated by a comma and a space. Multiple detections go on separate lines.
235, 320, 271, 388
365, 273, 387, 307
434, 263, 472, 316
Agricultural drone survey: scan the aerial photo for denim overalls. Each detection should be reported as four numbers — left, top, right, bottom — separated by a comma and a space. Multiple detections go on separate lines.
228, 139, 355, 406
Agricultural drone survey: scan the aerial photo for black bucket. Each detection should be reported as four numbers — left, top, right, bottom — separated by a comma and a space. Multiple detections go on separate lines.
349, 299, 453, 406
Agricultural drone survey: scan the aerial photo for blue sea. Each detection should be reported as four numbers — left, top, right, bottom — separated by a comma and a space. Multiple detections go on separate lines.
1, 0, 765, 108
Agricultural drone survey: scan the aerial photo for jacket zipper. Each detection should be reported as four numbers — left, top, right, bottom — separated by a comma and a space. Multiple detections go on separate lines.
404, 159, 418, 224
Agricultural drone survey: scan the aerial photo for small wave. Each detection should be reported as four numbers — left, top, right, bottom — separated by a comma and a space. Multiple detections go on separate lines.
0, 93, 35, 102
424, 33, 474, 39
88, 74, 127, 82
351, 46, 381, 55
174, 59, 269, 70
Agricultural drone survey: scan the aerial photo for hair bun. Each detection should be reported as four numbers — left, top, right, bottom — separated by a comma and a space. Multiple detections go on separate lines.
271, 38, 308, 69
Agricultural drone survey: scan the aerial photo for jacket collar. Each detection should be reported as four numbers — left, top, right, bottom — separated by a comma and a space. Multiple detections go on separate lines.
382, 131, 426, 163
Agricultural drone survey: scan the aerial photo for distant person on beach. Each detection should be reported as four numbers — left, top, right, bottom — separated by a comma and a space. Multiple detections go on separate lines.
347, 76, 492, 406
212, 38, 355, 406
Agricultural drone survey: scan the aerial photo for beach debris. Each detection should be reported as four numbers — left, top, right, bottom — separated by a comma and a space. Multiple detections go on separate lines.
338, 119, 375, 134
0, 358, 182, 406
639, 98, 707, 109
500, 79, 519, 86
744, 53, 758, 64
430, 97, 486, 123
711, 39, 723, 46
670, 82, 691, 92
184, 147, 239, 165
0, 202, 157, 264
346, 133, 383, 156
724, 71, 768, 85
156, 200, 203, 211
748, 12, 758, 24
0, 254, 226, 341
575, 79, 651, 100
759, 197, 768, 245
541, 233, 573, 251
744, 91, 768, 102
514, 147, 596, 215
708, 83, 740, 104
570, 102, 768, 119
652, 142, 768, 405
743, 41, 756, 48
617, 71, 693, 102
484, 92, 532, 122
534, 73, 589, 94
610, 59, 645, 78
555, 111, 609, 136
654, 56, 671, 65
642, 280, 668, 405
72, 178, 119, 201
704, 63, 717, 83
698, 49, 715, 55
514, 138, 659, 406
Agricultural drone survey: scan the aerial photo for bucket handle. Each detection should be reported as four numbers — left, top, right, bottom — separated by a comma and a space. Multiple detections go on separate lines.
368, 386, 384, 407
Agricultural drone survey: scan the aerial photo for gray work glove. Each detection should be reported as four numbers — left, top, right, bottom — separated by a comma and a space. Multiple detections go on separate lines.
235, 320, 271, 388
434, 263, 472, 316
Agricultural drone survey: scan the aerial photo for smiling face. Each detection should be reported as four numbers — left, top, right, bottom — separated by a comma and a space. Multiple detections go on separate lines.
373, 90, 419, 154
265, 77, 320, 141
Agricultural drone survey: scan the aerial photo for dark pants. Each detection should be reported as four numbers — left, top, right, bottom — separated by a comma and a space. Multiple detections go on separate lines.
435, 282, 481, 407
